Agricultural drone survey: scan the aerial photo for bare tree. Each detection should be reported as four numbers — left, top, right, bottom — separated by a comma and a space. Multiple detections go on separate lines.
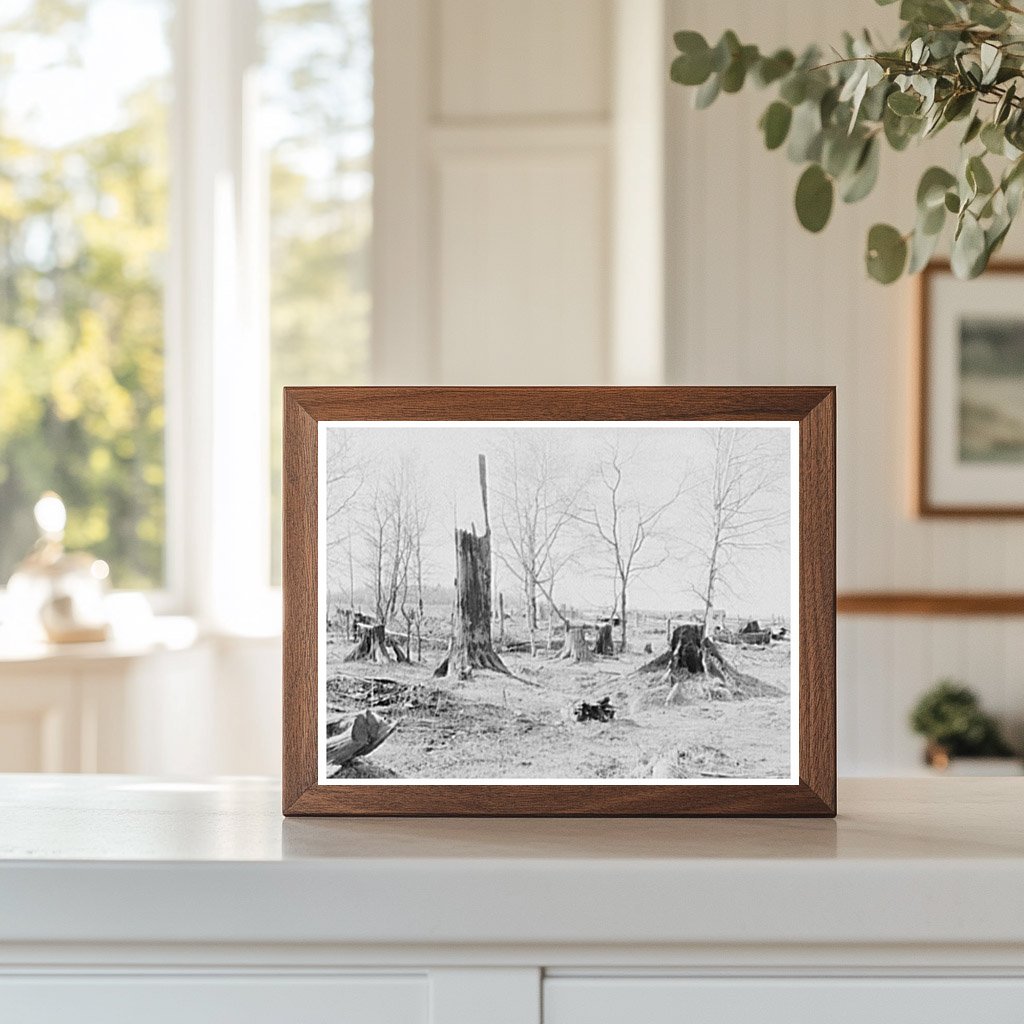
325, 431, 366, 626
326, 431, 365, 524
493, 435, 579, 655
400, 489, 429, 661
574, 438, 683, 651
689, 428, 789, 637
359, 458, 424, 628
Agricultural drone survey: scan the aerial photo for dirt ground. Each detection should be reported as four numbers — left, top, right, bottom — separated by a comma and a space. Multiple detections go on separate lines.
324, 628, 792, 782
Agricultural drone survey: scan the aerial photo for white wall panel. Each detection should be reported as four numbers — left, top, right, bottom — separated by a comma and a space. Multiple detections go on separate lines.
666, 0, 1024, 773
438, 0, 611, 120
437, 151, 608, 384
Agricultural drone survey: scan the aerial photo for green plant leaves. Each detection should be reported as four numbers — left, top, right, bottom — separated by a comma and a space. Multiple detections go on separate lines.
917, 166, 957, 210
795, 164, 834, 232
671, 31, 713, 86
668, 11, 1024, 284
966, 154, 994, 196
759, 101, 792, 150
888, 90, 921, 115
981, 121, 1006, 155
842, 137, 880, 203
753, 49, 795, 87
866, 224, 908, 283
787, 100, 823, 162
952, 211, 987, 278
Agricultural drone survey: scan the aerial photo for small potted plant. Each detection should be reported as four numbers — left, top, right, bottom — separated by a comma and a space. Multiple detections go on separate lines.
910, 680, 1020, 773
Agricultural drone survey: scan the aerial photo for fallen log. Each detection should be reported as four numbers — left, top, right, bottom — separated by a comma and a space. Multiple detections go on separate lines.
325, 709, 398, 766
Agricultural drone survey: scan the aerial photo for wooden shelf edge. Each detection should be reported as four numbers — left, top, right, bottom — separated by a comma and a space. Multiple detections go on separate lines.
838, 592, 1024, 616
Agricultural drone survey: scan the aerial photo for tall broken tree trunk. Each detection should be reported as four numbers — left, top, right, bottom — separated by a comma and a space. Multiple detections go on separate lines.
559, 625, 593, 662
434, 455, 511, 679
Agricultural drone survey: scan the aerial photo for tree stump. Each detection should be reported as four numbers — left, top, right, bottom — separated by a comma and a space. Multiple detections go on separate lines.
434, 455, 511, 679
559, 624, 593, 662
344, 623, 408, 664
638, 625, 782, 702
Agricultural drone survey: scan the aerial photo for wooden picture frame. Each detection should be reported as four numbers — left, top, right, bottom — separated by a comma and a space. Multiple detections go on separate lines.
283, 387, 836, 817
917, 260, 1024, 517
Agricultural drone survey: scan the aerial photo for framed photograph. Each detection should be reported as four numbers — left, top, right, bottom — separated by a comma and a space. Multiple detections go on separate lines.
918, 261, 1024, 516
283, 387, 835, 816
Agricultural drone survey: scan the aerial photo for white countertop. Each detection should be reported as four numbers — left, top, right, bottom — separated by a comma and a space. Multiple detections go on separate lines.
1, 776, 1022, 951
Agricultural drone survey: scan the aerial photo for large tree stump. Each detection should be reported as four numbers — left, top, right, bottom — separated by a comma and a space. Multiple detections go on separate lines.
344, 623, 408, 664
434, 455, 511, 679
638, 624, 782, 702
559, 625, 593, 662
594, 622, 615, 656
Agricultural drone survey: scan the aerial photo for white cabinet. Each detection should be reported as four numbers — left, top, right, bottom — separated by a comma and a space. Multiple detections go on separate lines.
0, 975, 428, 1024
544, 978, 1024, 1024
1, 778, 1022, 1024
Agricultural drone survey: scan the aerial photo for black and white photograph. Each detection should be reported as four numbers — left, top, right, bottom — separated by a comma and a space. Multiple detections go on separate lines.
317, 421, 798, 785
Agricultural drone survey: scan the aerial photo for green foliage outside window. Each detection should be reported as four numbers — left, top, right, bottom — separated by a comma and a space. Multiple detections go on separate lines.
0, 0, 170, 588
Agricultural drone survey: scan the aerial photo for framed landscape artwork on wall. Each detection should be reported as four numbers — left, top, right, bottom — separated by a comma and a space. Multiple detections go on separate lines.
282, 387, 835, 816
918, 262, 1024, 517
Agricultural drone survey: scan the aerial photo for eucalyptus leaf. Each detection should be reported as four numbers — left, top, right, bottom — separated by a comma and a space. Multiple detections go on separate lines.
694, 73, 721, 109
671, 50, 712, 87
996, 82, 1017, 124
908, 221, 942, 273
710, 31, 740, 73
951, 211, 987, 278
888, 90, 921, 115
942, 91, 974, 122
917, 166, 957, 210
866, 223, 908, 283
981, 121, 1006, 155
967, 154, 995, 195
779, 73, 807, 106
754, 49, 795, 87
842, 137, 881, 203
760, 101, 793, 150
980, 42, 1002, 86
822, 128, 864, 178
795, 164, 834, 232
970, 2, 1009, 29
962, 115, 983, 145
787, 101, 823, 162
721, 44, 759, 93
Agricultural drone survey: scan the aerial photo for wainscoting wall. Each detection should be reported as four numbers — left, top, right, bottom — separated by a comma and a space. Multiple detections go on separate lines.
666, 0, 1024, 772
367, 0, 1024, 775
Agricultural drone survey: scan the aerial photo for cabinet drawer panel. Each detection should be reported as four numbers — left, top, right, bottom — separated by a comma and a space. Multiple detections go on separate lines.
544, 978, 1024, 1024
0, 974, 427, 1024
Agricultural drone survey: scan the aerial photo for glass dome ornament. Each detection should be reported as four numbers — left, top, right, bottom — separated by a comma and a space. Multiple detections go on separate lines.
5, 492, 111, 644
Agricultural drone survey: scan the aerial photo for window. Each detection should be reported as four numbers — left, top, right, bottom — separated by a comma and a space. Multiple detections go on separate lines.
0, 0, 373, 615
0, 0, 172, 589
262, 0, 373, 582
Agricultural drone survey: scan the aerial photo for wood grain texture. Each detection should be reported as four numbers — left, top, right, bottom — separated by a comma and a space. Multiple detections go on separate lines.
916, 260, 1024, 518
838, 592, 1024, 616
282, 387, 836, 817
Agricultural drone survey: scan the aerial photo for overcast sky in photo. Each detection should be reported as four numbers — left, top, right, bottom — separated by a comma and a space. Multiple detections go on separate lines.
323, 423, 794, 620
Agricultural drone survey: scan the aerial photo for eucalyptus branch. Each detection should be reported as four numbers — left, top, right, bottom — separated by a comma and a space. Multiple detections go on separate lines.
671, 0, 1024, 282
